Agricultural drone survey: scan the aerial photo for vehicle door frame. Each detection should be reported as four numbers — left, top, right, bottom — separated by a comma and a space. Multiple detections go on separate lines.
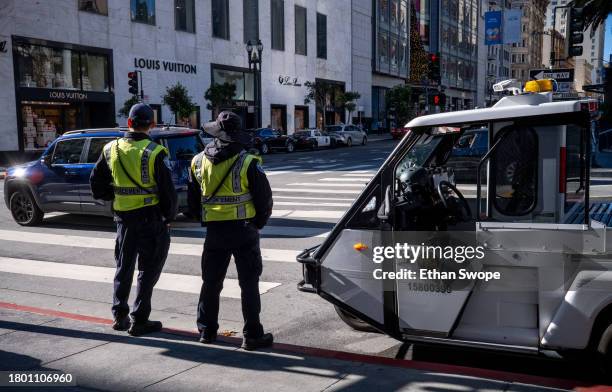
79, 135, 118, 215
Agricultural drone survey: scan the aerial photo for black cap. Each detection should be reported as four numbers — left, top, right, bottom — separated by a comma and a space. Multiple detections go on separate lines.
128, 103, 155, 127
202, 111, 249, 144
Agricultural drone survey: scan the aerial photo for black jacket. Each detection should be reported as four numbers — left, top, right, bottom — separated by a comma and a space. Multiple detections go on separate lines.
89, 132, 178, 223
187, 139, 273, 229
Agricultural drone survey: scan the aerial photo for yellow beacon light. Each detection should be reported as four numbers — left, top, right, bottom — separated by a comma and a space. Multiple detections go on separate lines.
524, 79, 554, 93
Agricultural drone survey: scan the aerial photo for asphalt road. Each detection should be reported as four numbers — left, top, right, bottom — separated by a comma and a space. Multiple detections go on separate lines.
0, 139, 609, 385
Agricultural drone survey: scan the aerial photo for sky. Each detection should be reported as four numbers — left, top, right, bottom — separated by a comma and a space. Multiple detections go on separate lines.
606, 17, 612, 63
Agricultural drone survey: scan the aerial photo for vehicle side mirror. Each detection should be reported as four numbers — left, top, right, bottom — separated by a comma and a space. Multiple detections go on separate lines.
41, 155, 52, 166
377, 185, 392, 221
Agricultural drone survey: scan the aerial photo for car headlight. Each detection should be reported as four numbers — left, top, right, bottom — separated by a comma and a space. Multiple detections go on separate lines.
13, 168, 27, 178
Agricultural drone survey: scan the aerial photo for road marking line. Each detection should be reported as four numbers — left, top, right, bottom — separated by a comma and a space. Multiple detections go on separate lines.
275, 201, 351, 207
271, 209, 344, 219
320, 178, 370, 182
288, 182, 366, 188
265, 171, 291, 176
301, 171, 326, 175
0, 230, 298, 263
347, 169, 375, 173
312, 164, 342, 169
274, 195, 355, 201
174, 225, 331, 238
264, 165, 300, 171
342, 165, 378, 170
343, 173, 375, 177
272, 188, 361, 195
0, 257, 280, 298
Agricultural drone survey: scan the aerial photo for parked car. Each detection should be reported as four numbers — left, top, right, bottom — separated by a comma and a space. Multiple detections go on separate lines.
4, 126, 206, 226
292, 129, 334, 149
324, 124, 367, 147
446, 127, 488, 182
248, 128, 296, 154
391, 127, 410, 140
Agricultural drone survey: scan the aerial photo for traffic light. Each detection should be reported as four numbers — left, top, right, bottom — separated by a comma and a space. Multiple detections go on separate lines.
565, 7, 584, 58
128, 71, 139, 96
430, 93, 446, 107
428, 52, 441, 84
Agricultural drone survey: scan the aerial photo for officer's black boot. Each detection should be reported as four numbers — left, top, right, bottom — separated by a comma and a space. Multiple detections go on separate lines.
241, 333, 273, 351
128, 320, 163, 336
199, 329, 217, 344
112, 315, 130, 331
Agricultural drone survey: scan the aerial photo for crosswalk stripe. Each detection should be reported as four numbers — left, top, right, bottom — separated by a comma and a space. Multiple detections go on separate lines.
0, 257, 280, 298
265, 165, 300, 171
265, 171, 291, 176
320, 178, 370, 182
274, 195, 355, 201
174, 225, 331, 238
0, 230, 298, 263
343, 173, 375, 177
272, 188, 361, 195
342, 165, 378, 170
288, 183, 366, 188
275, 201, 351, 207
312, 164, 342, 169
301, 171, 326, 175
271, 209, 344, 219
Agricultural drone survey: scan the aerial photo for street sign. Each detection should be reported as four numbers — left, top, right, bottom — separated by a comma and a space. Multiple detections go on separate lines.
529, 68, 574, 82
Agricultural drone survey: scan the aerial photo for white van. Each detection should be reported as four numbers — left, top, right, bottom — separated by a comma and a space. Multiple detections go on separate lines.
298, 82, 612, 373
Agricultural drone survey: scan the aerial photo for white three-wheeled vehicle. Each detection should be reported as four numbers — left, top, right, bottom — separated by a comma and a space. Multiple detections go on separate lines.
298, 81, 612, 372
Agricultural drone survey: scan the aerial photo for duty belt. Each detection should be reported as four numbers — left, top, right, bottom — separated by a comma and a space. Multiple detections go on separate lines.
203, 193, 253, 205
114, 186, 159, 195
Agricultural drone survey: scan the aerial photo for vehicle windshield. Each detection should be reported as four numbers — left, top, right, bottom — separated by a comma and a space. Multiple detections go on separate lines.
398, 134, 443, 171
326, 126, 343, 133
164, 134, 204, 161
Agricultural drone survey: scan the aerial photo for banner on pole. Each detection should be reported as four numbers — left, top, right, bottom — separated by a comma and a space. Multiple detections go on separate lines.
503, 9, 522, 44
485, 11, 503, 45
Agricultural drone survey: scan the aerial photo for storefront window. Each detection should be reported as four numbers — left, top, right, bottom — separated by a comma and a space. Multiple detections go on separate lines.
81, 53, 109, 92
16, 44, 80, 89
78, 0, 108, 15
212, 67, 255, 102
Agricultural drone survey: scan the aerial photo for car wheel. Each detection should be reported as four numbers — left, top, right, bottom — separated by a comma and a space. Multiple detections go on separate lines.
347, 138, 353, 147
286, 142, 294, 153
362, 137, 367, 145
9, 189, 44, 226
260, 143, 269, 155
334, 306, 379, 333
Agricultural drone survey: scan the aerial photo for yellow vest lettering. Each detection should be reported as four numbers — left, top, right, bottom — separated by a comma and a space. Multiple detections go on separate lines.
191, 151, 262, 222
103, 138, 167, 212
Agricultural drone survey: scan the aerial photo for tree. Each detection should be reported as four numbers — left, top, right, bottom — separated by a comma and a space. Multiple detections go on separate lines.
118, 95, 141, 118
162, 82, 196, 124
340, 91, 361, 124
569, 0, 611, 32
204, 83, 237, 118
304, 80, 338, 128
385, 85, 414, 127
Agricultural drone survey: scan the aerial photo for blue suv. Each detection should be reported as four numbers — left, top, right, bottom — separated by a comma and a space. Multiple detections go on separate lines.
4, 126, 211, 226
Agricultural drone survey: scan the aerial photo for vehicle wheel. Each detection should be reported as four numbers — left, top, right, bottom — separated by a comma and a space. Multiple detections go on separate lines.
362, 137, 367, 145
595, 323, 612, 377
9, 189, 44, 226
260, 143, 269, 155
346, 138, 353, 147
286, 142, 295, 153
334, 306, 379, 333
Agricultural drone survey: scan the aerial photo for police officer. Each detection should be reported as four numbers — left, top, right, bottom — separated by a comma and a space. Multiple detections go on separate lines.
188, 111, 273, 350
90, 103, 177, 336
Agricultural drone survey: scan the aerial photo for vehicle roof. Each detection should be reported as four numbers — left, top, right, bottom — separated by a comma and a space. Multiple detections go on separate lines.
60, 126, 201, 139
406, 94, 591, 129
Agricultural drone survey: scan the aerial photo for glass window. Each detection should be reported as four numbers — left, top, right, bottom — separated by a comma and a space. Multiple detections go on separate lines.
175, 0, 196, 33
243, 0, 259, 43
131, 0, 156, 25
295, 5, 307, 55
347, 185, 382, 230
81, 53, 109, 92
212, 68, 255, 101
271, 0, 285, 50
86, 137, 115, 163
164, 134, 204, 161
78, 0, 108, 15
316, 13, 327, 59
212, 0, 230, 39
52, 138, 85, 165
16, 44, 80, 89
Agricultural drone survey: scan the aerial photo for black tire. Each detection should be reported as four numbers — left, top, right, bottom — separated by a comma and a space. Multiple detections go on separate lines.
334, 305, 379, 333
362, 137, 367, 145
286, 142, 294, 153
260, 143, 269, 155
346, 138, 353, 147
9, 189, 44, 226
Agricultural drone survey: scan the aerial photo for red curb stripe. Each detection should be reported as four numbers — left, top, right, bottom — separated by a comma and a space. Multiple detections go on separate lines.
0, 301, 609, 391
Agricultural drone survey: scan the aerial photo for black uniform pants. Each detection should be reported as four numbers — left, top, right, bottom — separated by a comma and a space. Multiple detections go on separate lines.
197, 220, 264, 338
112, 212, 170, 323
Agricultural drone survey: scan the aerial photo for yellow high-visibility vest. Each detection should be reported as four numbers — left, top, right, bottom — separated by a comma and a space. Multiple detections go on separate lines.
191, 151, 261, 222
103, 138, 166, 212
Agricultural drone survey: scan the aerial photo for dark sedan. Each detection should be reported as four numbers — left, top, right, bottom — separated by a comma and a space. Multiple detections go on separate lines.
248, 128, 296, 154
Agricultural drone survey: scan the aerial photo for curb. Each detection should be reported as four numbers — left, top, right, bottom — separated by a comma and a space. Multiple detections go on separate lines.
0, 301, 607, 391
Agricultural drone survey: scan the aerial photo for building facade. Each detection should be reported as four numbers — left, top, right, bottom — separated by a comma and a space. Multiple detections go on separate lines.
510, 0, 548, 85
0, 0, 352, 153
480, 0, 512, 107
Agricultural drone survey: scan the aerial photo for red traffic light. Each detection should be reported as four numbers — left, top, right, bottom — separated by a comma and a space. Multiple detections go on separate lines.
430, 54, 437, 62
128, 71, 137, 79
434, 95, 440, 105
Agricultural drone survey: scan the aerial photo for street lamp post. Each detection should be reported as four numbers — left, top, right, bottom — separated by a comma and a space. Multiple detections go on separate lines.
246, 39, 264, 128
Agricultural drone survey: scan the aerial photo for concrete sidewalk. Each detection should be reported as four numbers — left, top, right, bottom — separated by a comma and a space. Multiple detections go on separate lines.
0, 304, 601, 392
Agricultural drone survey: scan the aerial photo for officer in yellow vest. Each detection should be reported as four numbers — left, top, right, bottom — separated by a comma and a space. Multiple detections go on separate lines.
90, 103, 177, 336
188, 111, 273, 350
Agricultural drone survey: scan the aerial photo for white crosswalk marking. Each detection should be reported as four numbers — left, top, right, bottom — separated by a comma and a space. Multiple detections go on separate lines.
0, 230, 299, 263
275, 201, 351, 207
265, 165, 300, 171
274, 195, 354, 202
272, 188, 361, 195
343, 173, 375, 177
320, 178, 370, 182
288, 183, 366, 188
0, 257, 280, 298
174, 225, 331, 238
272, 209, 344, 219
266, 171, 291, 176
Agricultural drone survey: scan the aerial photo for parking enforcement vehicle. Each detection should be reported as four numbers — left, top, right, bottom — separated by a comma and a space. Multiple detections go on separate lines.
4, 126, 206, 226
298, 79, 612, 372
293, 129, 333, 149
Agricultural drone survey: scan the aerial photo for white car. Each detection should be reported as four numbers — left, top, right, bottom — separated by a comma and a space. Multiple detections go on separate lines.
293, 129, 332, 149
325, 124, 367, 147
